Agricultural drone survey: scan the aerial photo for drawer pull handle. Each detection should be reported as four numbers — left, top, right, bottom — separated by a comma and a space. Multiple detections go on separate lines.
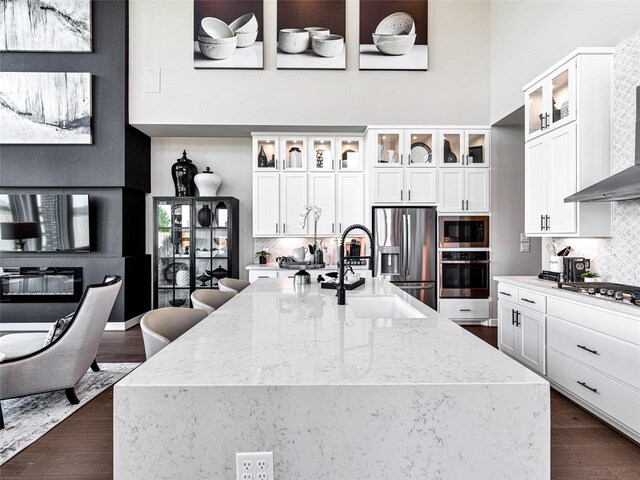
459, 309, 471, 312
499, 291, 512, 296
577, 344, 599, 355
258, 276, 270, 278
577, 381, 598, 393
521, 298, 535, 304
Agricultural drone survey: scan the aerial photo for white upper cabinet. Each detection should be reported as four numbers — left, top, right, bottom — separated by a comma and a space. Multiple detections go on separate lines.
337, 173, 365, 235
309, 137, 336, 171
280, 173, 308, 236
309, 173, 336, 235
523, 49, 613, 237
406, 170, 437, 204
438, 169, 489, 213
253, 136, 279, 171
439, 130, 490, 167
465, 169, 490, 212
337, 137, 363, 171
373, 130, 404, 167
280, 137, 307, 171
405, 130, 436, 167
373, 169, 403, 203
253, 173, 279, 236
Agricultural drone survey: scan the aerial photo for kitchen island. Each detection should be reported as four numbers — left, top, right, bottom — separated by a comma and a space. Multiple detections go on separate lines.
114, 278, 549, 479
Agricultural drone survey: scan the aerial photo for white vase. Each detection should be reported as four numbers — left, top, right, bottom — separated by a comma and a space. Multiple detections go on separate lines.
176, 269, 190, 286
194, 167, 222, 196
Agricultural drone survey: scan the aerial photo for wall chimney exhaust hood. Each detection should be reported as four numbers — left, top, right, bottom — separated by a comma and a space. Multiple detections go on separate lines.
565, 86, 640, 203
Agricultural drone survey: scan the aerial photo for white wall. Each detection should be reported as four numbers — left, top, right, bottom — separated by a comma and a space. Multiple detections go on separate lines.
129, 0, 491, 129
146, 138, 254, 280
491, 0, 640, 124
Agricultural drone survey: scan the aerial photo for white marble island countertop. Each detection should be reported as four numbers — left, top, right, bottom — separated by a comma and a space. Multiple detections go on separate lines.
115, 278, 549, 480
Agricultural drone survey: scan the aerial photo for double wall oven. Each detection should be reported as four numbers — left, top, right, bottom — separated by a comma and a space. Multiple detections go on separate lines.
438, 216, 490, 299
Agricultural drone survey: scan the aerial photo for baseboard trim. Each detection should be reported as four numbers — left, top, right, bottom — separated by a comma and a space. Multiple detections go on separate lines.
1, 314, 143, 332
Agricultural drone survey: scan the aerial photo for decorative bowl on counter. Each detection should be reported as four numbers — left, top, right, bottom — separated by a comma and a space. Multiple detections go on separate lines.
312, 34, 344, 58
372, 33, 416, 55
278, 29, 309, 54
374, 12, 415, 35
229, 13, 258, 34
199, 17, 235, 40
304, 27, 330, 42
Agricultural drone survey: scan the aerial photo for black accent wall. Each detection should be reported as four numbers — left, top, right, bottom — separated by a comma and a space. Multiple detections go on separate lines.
0, 0, 151, 325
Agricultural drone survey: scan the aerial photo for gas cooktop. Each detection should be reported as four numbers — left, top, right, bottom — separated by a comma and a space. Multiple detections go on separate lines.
558, 282, 640, 307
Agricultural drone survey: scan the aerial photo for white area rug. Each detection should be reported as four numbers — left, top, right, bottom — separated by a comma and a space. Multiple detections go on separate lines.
0, 362, 138, 465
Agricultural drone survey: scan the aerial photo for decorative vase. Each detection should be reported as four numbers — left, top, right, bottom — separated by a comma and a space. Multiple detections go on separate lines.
210, 265, 228, 280
197, 204, 212, 227
176, 269, 190, 286
171, 150, 198, 197
259, 256, 267, 265
214, 201, 228, 227
314, 249, 323, 265
289, 147, 302, 168
443, 139, 457, 164
194, 166, 222, 197
258, 145, 268, 168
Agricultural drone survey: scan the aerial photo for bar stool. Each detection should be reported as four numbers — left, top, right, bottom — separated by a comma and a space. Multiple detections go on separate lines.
218, 278, 251, 294
190, 289, 236, 315
140, 307, 208, 359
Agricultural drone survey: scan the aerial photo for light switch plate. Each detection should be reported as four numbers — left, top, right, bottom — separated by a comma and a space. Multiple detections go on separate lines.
520, 243, 530, 253
520, 233, 530, 243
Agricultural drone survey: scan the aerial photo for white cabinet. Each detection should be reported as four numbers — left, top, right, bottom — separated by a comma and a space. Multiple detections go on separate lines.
309, 137, 336, 171
406, 170, 437, 204
523, 49, 613, 238
372, 169, 403, 203
309, 173, 336, 235
253, 136, 279, 171
337, 137, 363, 171
280, 173, 308, 236
280, 137, 307, 171
498, 299, 546, 375
337, 173, 365, 234
438, 169, 489, 213
252, 173, 279, 236
372, 166, 437, 204
439, 130, 490, 167
439, 298, 490, 323
248, 270, 279, 282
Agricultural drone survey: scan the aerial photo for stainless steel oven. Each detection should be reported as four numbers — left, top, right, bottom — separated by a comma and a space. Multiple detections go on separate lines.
439, 251, 490, 298
439, 216, 489, 248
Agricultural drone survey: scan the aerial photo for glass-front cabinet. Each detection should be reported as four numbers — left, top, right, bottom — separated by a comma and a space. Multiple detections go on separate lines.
405, 130, 436, 167
525, 58, 576, 141
337, 137, 363, 170
439, 130, 490, 167
280, 137, 307, 171
309, 137, 335, 171
253, 136, 279, 171
153, 197, 239, 308
374, 131, 403, 166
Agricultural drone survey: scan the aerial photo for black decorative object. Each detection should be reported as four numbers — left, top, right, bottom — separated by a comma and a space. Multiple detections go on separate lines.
197, 204, 212, 227
468, 146, 483, 165
197, 273, 211, 286
168, 298, 186, 307
171, 150, 198, 196
443, 139, 457, 164
210, 265, 228, 280
316, 148, 324, 168
552, 97, 561, 122
258, 145, 268, 167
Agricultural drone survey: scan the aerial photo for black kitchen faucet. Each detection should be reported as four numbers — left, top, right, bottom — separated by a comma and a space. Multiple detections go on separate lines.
337, 224, 375, 305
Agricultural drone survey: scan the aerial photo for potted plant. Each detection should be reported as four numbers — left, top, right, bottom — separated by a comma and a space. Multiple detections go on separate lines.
581, 272, 600, 283
255, 250, 270, 265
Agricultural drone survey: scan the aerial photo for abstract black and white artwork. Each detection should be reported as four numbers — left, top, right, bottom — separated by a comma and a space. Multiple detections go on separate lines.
0, 0, 92, 52
0, 72, 92, 144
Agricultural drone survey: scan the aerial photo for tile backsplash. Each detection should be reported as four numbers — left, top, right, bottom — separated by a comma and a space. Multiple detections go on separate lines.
253, 236, 368, 265
552, 31, 640, 285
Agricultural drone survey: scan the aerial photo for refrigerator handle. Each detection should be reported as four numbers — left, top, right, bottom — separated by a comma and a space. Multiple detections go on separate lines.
406, 214, 412, 276
402, 214, 409, 276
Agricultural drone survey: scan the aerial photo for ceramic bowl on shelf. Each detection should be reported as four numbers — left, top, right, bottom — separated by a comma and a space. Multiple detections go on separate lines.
278, 29, 309, 54
372, 33, 416, 55
312, 34, 344, 58
236, 30, 258, 48
198, 36, 237, 60
304, 27, 330, 42
229, 13, 258, 34
199, 17, 234, 40
374, 12, 415, 35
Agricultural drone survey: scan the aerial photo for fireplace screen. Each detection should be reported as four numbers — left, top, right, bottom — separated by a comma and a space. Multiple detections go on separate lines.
0, 267, 83, 303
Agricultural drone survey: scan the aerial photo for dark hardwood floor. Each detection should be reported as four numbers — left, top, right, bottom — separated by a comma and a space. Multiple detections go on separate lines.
1, 325, 639, 479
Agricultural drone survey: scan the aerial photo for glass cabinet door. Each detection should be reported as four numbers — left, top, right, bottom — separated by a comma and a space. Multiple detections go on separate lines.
193, 200, 230, 291
253, 136, 278, 171
155, 199, 191, 308
405, 130, 435, 167
309, 138, 335, 171
549, 60, 575, 129
374, 132, 402, 166
280, 137, 307, 171
338, 138, 362, 170
439, 131, 463, 167
465, 131, 490, 167
526, 83, 545, 139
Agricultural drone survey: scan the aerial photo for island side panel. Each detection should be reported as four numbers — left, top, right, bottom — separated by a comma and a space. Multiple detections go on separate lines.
114, 383, 549, 479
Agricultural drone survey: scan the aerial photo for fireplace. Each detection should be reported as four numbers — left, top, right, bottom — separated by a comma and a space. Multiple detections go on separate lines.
0, 267, 83, 303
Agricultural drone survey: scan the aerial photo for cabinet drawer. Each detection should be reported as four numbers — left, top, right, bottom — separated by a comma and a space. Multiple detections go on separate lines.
547, 348, 640, 435
439, 299, 489, 319
498, 284, 518, 302
548, 316, 640, 390
248, 270, 278, 282
548, 297, 640, 346
518, 289, 546, 313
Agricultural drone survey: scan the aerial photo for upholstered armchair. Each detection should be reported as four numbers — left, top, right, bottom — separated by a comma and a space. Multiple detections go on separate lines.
0, 276, 122, 429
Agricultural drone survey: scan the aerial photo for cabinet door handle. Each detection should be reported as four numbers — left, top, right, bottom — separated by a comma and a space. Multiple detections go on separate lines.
461, 199, 465, 211
511, 309, 516, 325
400, 190, 403, 201
332, 223, 335, 233
546, 215, 550, 231
276, 223, 279, 233
258, 275, 270, 278
283, 223, 286, 234
459, 309, 471, 312
577, 345, 599, 355
332, 159, 335, 170
400, 153, 404, 165
521, 298, 535, 304
545, 113, 550, 129
408, 153, 411, 164
408, 190, 411, 201
500, 291, 512, 296
540, 215, 544, 231
339, 223, 342, 233
577, 381, 598, 393
466, 199, 469, 211
282, 159, 285, 170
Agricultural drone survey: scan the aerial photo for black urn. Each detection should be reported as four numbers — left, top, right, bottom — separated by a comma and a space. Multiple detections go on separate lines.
171, 150, 198, 197
197, 204, 212, 227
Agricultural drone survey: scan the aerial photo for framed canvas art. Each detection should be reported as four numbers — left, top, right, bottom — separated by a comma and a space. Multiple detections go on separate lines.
194, 0, 263, 69
359, 0, 428, 71
277, 0, 346, 70
0, 72, 92, 144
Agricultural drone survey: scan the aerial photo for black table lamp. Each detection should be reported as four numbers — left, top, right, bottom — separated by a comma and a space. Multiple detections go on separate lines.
0, 222, 40, 251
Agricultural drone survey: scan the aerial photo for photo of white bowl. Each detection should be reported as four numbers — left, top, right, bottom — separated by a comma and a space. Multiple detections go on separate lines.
304, 27, 330, 42
199, 17, 234, 40
372, 33, 416, 55
198, 36, 238, 60
198, 35, 237, 44
229, 13, 258, 34
236, 30, 258, 48
278, 29, 309, 54
312, 34, 344, 58
374, 12, 415, 35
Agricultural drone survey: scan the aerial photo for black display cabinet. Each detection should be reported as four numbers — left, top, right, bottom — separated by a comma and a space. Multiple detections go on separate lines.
153, 196, 239, 308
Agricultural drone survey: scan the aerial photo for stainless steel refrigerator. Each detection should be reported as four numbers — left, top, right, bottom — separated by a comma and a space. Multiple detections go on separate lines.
372, 207, 437, 310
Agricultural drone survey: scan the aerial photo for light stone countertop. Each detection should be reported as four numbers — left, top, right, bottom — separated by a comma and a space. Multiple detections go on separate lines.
495, 276, 640, 317
120, 278, 545, 387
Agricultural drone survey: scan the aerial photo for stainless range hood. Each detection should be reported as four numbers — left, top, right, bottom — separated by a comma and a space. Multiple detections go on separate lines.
565, 86, 640, 203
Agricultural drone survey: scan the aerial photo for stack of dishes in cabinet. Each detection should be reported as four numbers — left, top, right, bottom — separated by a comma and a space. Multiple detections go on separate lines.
198, 14, 258, 60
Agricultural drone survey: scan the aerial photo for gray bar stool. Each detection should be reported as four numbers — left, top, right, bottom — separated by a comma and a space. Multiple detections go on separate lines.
218, 278, 251, 294
190, 289, 236, 315
140, 307, 208, 359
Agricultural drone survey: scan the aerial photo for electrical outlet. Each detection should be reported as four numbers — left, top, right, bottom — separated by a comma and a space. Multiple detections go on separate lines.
236, 452, 274, 480
520, 242, 530, 253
